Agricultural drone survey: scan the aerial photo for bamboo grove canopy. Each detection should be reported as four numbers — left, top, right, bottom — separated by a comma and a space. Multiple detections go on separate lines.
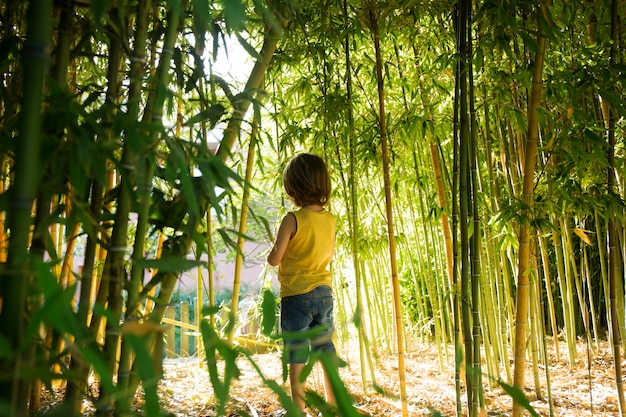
0, 1, 624, 416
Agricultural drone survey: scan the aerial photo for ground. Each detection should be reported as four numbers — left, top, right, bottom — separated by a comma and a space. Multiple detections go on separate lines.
152, 338, 621, 417
38, 338, 620, 416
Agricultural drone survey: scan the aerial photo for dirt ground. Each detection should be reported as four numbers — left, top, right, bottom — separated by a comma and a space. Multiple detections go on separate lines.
37, 337, 621, 416
151, 338, 621, 417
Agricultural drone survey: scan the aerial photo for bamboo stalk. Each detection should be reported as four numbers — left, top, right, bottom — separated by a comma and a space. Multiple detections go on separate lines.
529, 243, 542, 399
342, 0, 375, 391
118, 4, 182, 412
227, 99, 260, 346
365, 1, 408, 414
467, 4, 485, 410
538, 233, 560, 361
512, 3, 550, 415
0, 1, 52, 414
454, 0, 478, 413
97, 2, 152, 413
557, 216, 578, 363
606, 0, 624, 413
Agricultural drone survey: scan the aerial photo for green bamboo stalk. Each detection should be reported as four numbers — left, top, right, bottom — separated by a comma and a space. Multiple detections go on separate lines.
97, 1, 152, 413
369, 254, 391, 352
341, 0, 375, 390
28, 0, 76, 409
479, 86, 513, 381
563, 221, 593, 345
479, 227, 504, 385
64, 4, 125, 409
405, 89, 447, 363
493, 103, 517, 200
557, 216, 578, 363
0, 1, 52, 415
359, 257, 380, 362
454, 0, 477, 412
581, 241, 599, 349
467, 5, 484, 410
119, 4, 182, 411
450, 38, 463, 417
606, 0, 624, 413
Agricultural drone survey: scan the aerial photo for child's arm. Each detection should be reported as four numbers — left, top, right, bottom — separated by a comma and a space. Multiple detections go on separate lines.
267, 213, 297, 266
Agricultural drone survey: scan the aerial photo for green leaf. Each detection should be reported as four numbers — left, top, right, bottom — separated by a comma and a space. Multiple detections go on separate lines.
496, 379, 541, 417
260, 289, 277, 336
126, 334, 161, 417
184, 104, 226, 127
0, 335, 12, 358
238, 349, 300, 415
192, 0, 210, 35
200, 319, 241, 415
91, 0, 115, 24
220, 0, 246, 33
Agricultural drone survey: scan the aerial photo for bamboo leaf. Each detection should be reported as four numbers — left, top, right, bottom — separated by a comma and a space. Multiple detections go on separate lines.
497, 379, 541, 417
125, 334, 161, 417
200, 319, 241, 415
0, 335, 11, 358
192, 0, 210, 36
91, 0, 115, 24
260, 289, 277, 336
184, 103, 226, 127
573, 227, 593, 245
220, 0, 246, 32
238, 349, 300, 415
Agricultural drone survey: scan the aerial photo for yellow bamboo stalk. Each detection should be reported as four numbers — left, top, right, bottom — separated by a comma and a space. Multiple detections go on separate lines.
537, 233, 560, 362
366, 1, 408, 414
181, 301, 190, 356
430, 142, 454, 293
227, 103, 259, 346
529, 242, 542, 399
512, 3, 549, 416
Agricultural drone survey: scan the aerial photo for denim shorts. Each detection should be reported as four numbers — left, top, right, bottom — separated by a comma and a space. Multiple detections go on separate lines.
280, 285, 336, 364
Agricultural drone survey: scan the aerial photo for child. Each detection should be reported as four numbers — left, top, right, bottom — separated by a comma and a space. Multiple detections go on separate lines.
267, 153, 337, 416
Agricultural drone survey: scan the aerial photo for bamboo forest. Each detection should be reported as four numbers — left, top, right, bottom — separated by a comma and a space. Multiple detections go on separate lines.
0, 0, 624, 416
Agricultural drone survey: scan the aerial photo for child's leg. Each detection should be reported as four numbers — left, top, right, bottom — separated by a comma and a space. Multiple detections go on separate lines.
289, 362, 306, 412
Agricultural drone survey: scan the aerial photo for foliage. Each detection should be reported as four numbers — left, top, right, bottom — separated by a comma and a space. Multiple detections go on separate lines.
0, 0, 624, 416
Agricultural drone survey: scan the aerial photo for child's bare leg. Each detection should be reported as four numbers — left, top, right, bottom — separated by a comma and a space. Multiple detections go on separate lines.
289, 363, 306, 413
323, 367, 336, 407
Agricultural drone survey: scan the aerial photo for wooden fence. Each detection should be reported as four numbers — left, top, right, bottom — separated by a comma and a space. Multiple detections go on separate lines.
162, 300, 200, 358
161, 298, 278, 358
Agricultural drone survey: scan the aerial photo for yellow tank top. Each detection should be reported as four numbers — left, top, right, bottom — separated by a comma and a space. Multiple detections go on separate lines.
278, 208, 336, 297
